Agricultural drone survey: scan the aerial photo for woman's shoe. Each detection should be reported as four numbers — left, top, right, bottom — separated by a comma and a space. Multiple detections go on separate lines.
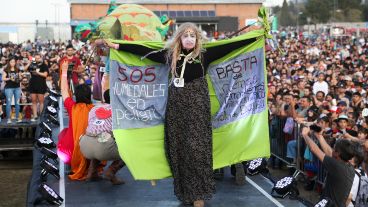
193, 200, 204, 207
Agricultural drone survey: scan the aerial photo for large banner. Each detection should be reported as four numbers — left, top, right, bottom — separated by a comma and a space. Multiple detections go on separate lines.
110, 29, 270, 180
208, 48, 265, 128
110, 62, 169, 129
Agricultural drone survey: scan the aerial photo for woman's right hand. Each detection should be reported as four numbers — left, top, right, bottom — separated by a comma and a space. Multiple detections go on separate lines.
104, 39, 116, 49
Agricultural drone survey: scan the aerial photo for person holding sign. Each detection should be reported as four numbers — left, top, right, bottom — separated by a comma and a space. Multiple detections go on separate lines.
105, 22, 257, 207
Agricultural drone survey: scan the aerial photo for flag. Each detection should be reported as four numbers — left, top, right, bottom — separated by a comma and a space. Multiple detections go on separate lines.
109, 28, 270, 180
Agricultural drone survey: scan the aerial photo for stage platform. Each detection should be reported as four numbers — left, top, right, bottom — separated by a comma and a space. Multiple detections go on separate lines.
56, 167, 307, 207
27, 98, 308, 207
0, 119, 38, 151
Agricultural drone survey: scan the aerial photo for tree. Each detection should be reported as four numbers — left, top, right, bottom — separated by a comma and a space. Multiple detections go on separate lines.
279, 0, 293, 26
305, 0, 332, 23
362, 5, 368, 21
272, 6, 281, 15
337, 0, 362, 21
346, 9, 362, 22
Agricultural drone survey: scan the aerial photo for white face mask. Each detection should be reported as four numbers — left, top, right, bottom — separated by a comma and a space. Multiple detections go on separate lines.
181, 29, 196, 50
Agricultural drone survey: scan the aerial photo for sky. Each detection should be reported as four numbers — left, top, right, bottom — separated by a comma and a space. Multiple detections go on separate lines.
0, 0, 70, 23
0, 0, 283, 23
263, 0, 284, 7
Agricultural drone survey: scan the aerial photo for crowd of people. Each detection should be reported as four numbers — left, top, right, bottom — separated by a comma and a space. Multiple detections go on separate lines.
268, 29, 368, 206
0, 39, 101, 123
2, 25, 368, 206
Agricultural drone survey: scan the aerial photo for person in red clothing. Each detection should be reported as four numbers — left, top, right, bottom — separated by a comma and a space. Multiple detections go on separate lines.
57, 60, 94, 180
58, 44, 85, 89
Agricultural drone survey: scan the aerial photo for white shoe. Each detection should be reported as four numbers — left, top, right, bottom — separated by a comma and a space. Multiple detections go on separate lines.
31, 117, 37, 122
7, 119, 12, 124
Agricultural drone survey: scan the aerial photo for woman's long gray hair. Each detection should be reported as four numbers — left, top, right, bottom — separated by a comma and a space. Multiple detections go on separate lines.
165, 23, 205, 77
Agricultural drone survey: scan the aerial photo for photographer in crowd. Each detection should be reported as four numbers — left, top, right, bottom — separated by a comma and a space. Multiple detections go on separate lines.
59, 44, 84, 89
301, 125, 355, 206
24, 53, 48, 121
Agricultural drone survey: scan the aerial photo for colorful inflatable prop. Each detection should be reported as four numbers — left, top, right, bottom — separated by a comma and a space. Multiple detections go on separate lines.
97, 4, 173, 41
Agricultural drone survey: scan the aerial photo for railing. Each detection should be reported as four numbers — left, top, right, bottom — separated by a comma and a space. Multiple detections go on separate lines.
269, 116, 327, 186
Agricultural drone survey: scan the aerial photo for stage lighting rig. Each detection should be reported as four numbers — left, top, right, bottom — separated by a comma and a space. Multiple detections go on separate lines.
37, 183, 63, 206
40, 160, 60, 181
271, 176, 299, 198
39, 147, 58, 164
46, 114, 59, 126
47, 95, 59, 109
36, 137, 56, 149
247, 158, 267, 175
48, 89, 61, 97
46, 106, 58, 116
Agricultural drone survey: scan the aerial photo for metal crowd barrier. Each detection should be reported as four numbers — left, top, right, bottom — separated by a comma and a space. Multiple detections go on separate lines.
269, 116, 327, 186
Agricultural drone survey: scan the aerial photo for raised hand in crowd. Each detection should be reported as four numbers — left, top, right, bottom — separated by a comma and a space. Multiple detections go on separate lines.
60, 60, 69, 101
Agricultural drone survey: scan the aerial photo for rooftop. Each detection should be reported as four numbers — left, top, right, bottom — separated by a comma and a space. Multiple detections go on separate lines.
68, 0, 264, 4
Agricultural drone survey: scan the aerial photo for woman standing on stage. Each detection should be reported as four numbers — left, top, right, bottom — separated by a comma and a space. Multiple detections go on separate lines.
106, 23, 256, 207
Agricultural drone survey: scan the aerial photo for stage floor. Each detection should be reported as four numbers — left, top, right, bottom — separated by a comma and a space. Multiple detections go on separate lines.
52, 164, 307, 207
29, 103, 307, 207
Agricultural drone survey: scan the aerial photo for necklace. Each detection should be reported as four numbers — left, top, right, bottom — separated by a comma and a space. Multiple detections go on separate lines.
178, 53, 201, 64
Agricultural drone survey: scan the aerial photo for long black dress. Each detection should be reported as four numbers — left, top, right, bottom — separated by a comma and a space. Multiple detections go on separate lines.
118, 37, 257, 202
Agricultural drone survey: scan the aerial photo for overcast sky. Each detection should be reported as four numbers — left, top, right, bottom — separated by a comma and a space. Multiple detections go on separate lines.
0, 0, 70, 23
0, 0, 283, 23
263, 0, 284, 7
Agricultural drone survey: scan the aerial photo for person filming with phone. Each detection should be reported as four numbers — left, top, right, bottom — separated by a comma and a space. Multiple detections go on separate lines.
24, 53, 48, 121
59, 45, 85, 90
301, 122, 355, 206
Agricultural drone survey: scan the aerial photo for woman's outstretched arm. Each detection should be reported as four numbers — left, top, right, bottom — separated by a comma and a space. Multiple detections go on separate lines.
105, 40, 166, 64
203, 37, 258, 66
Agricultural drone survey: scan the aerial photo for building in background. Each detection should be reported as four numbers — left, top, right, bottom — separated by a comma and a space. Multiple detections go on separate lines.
68, 0, 264, 37
0, 22, 71, 44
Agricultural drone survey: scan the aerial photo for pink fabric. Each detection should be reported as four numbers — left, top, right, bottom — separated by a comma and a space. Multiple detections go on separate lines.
95, 107, 112, 119
86, 104, 112, 135
57, 97, 75, 164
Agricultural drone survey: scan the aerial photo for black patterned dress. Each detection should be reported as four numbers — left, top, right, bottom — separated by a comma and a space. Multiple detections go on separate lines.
118, 37, 257, 203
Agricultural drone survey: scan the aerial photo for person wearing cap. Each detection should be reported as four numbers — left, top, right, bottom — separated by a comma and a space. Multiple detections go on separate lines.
344, 76, 354, 91
337, 101, 348, 114
80, 90, 126, 185
312, 72, 329, 96
332, 115, 358, 141
336, 82, 350, 107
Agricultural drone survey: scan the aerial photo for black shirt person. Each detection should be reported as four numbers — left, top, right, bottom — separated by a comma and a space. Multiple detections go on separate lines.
302, 127, 355, 206
25, 54, 48, 121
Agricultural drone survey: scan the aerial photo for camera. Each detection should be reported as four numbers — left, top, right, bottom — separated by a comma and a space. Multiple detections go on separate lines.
310, 124, 322, 133
67, 62, 75, 79
28, 61, 38, 72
